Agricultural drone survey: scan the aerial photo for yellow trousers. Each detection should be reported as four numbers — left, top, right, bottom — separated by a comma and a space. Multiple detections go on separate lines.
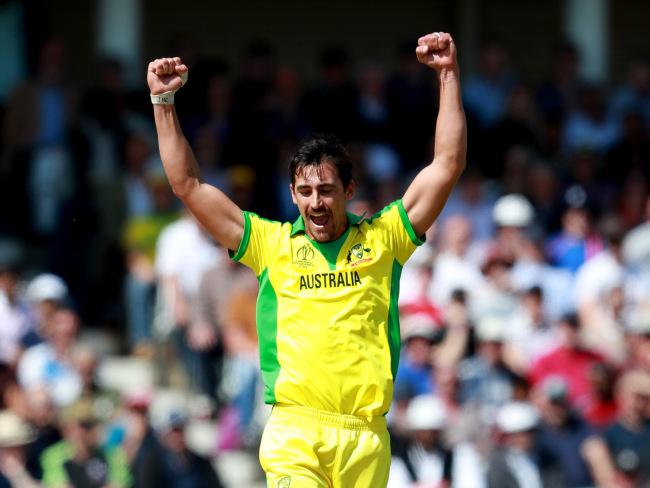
260, 404, 391, 488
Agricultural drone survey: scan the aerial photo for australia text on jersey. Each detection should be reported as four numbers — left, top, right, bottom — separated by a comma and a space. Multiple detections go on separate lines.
299, 270, 362, 290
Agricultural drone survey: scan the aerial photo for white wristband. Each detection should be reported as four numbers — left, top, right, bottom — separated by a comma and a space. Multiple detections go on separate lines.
150, 72, 188, 105
151, 91, 175, 105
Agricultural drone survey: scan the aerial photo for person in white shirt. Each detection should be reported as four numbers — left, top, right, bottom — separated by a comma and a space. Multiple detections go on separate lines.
17, 308, 82, 407
154, 211, 221, 396
389, 394, 485, 488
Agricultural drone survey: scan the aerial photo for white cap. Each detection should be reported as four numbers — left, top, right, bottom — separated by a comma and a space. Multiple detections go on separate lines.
475, 316, 506, 342
401, 313, 439, 342
496, 402, 538, 433
0, 410, 36, 447
26, 273, 68, 302
406, 395, 446, 431
625, 309, 650, 335
493, 194, 534, 227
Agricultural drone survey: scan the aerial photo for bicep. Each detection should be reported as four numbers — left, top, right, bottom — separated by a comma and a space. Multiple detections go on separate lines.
181, 182, 245, 252
402, 160, 462, 236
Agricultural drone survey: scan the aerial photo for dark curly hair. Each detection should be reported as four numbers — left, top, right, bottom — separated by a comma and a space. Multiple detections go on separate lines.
289, 134, 353, 188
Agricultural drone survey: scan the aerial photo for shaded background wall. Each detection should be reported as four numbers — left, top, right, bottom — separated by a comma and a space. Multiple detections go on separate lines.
33, 0, 649, 86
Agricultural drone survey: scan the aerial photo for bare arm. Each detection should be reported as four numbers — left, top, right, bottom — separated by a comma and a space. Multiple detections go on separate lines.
148, 58, 244, 251
582, 436, 629, 488
402, 33, 467, 237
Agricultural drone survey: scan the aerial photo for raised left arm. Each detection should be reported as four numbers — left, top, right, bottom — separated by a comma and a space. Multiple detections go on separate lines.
402, 32, 467, 237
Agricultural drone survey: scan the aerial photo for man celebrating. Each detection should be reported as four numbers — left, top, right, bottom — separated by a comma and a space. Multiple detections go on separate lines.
148, 31, 465, 487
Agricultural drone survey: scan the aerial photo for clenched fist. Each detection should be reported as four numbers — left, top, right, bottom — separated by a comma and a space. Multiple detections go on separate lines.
147, 57, 188, 95
415, 32, 458, 73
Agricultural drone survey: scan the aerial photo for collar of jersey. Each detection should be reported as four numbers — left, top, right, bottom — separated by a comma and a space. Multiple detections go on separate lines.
290, 211, 366, 237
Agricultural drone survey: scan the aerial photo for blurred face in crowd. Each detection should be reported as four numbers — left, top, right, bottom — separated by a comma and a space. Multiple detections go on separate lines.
628, 333, 650, 369
406, 336, 433, 366
441, 216, 472, 256
64, 419, 99, 454
538, 395, 569, 428
617, 377, 650, 426
558, 319, 580, 349
124, 134, 150, 174
506, 85, 535, 121
291, 161, 355, 243
162, 425, 187, 454
48, 309, 79, 355
483, 259, 513, 291
505, 430, 535, 452
522, 290, 543, 325
435, 365, 459, 403
34, 299, 61, 329
480, 43, 508, 78
28, 388, 56, 427
0, 270, 19, 300
412, 428, 440, 449
562, 207, 589, 238
479, 340, 504, 366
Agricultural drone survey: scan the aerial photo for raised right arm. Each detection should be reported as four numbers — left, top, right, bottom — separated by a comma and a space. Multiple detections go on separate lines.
148, 57, 244, 251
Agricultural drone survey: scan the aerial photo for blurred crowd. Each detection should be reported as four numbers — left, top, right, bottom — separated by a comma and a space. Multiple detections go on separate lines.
0, 26, 649, 488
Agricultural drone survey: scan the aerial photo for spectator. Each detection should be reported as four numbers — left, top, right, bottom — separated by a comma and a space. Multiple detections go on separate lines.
17, 308, 82, 407
623, 195, 650, 270
583, 363, 618, 428
486, 402, 543, 488
459, 316, 517, 418
386, 39, 436, 171
41, 399, 131, 488
485, 85, 542, 179
399, 244, 443, 324
562, 85, 621, 155
463, 40, 516, 129
529, 313, 605, 413
610, 60, 650, 128
302, 46, 359, 141
429, 215, 484, 307
604, 112, 650, 188
0, 410, 39, 488
536, 41, 582, 122
437, 170, 495, 244
504, 286, 557, 374
545, 185, 604, 273
389, 394, 485, 488
603, 370, 650, 486
394, 318, 438, 398
623, 309, 650, 370
119, 392, 162, 488
122, 160, 180, 355
140, 408, 223, 488
534, 378, 603, 487
574, 216, 632, 323
23, 387, 62, 481
23, 273, 69, 348
154, 212, 221, 396
215, 259, 261, 449
0, 244, 31, 367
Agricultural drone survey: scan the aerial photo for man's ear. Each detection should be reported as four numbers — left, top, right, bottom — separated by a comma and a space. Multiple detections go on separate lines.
290, 184, 298, 205
345, 180, 356, 201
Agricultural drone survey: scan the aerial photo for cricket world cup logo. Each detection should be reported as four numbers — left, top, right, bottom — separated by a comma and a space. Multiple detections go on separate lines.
294, 244, 315, 268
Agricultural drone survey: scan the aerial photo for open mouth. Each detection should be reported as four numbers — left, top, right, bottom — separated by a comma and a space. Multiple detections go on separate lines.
309, 213, 329, 227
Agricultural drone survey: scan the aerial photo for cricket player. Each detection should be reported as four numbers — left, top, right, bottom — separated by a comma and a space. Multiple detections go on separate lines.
147, 31, 466, 488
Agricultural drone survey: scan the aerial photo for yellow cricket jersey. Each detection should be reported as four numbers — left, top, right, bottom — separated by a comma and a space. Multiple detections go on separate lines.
230, 200, 423, 417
